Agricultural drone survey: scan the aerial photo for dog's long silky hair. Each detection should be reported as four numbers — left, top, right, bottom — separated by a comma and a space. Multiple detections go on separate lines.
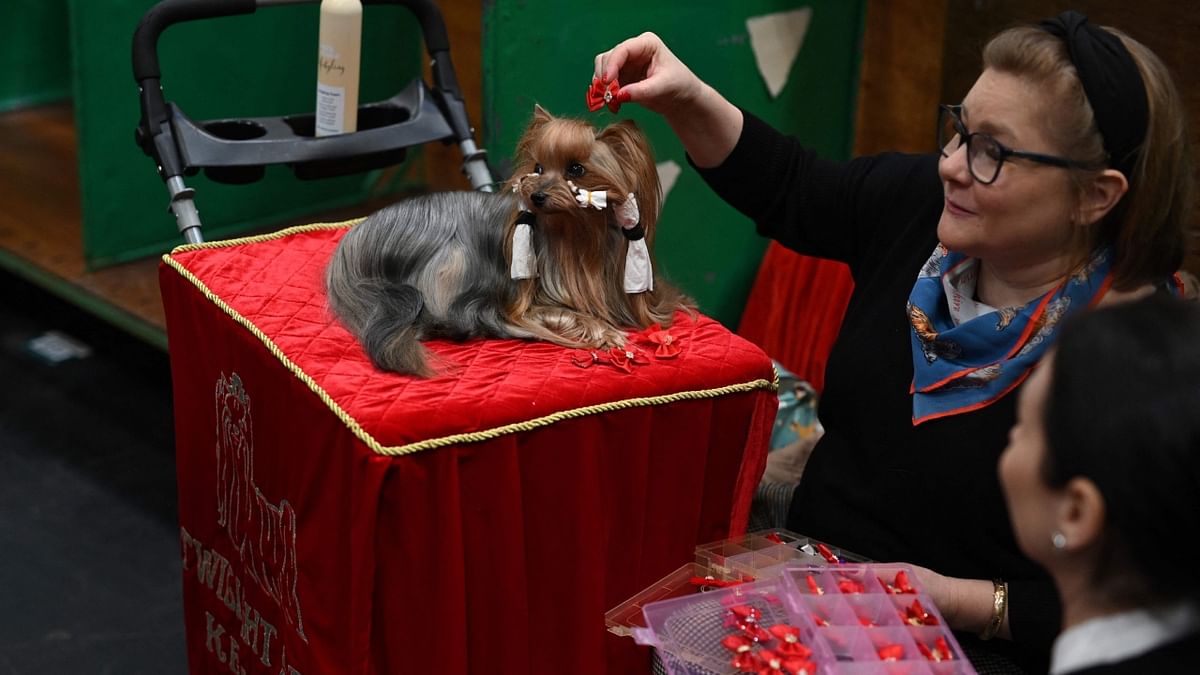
326, 106, 691, 376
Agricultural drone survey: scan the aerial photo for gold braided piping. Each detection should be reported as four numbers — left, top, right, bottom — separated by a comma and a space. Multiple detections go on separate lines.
162, 235, 778, 457
169, 219, 362, 255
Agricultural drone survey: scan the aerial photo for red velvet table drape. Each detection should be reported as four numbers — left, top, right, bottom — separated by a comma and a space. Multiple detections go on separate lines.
736, 243, 854, 392
159, 222, 777, 674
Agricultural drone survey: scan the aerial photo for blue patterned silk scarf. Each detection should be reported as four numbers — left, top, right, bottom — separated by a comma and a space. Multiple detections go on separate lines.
907, 245, 1113, 425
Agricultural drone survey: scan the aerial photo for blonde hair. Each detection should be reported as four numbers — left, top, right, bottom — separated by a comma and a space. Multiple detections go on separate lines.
983, 25, 1194, 291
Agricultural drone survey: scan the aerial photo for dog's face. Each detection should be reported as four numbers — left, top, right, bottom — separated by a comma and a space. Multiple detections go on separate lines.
508, 106, 661, 240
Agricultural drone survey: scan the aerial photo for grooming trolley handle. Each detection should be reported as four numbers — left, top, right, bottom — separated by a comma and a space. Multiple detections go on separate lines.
132, 0, 495, 245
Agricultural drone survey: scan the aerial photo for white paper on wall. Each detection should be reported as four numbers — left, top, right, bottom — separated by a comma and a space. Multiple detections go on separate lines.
746, 7, 813, 98
657, 160, 682, 207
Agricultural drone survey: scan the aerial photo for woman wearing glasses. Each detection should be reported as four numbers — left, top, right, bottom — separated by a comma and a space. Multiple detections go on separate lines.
595, 11, 1192, 673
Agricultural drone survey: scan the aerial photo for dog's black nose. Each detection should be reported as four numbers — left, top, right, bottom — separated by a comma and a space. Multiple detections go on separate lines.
530, 191, 547, 207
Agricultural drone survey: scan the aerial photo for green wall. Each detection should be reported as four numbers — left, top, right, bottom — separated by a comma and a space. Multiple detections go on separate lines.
67, 1, 423, 267
483, 1, 865, 328
1, 0, 72, 112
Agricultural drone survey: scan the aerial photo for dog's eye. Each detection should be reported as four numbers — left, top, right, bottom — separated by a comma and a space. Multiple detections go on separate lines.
566, 162, 586, 178
533, 163, 544, 175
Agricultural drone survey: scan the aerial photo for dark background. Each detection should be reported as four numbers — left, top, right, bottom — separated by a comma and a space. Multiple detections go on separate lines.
0, 268, 186, 673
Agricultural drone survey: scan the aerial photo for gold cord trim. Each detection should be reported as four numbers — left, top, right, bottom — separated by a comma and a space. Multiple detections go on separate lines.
162, 246, 777, 457
169, 219, 361, 255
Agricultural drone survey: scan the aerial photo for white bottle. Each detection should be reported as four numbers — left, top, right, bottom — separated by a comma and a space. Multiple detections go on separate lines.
315, 0, 362, 136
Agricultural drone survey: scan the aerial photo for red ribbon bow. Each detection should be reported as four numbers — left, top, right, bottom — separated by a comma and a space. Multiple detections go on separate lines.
607, 346, 643, 373
835, 575, 866, 594
877, 643, 906, 661
644, 323, 681, 358
726, 604, 770, 642
689, 575, 744, 589
916, 636, 955, 661
815, 543, 840, 564
881, 569, 917, 594
901, 598, 939, 626
803, 574, 823, 595
767, 625, 813, 658
754, 649, 817, 675
586, 77, 624, 113
570, 345, 646, 373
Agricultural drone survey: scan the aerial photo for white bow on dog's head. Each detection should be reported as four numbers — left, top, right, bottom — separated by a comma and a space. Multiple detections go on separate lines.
614, 193, 652, 294
509, 200, 537, 280
572, 183, 608, 210
565, 183, 653, 294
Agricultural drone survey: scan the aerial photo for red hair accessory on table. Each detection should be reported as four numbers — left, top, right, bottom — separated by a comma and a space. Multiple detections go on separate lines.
643, 324, 681, 358
570, 327, 682, 372
570, 345, 648, 372
586, 77, 625, 113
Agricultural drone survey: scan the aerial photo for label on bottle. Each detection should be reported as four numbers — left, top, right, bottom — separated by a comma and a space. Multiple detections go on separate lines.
315, 82, 346, 136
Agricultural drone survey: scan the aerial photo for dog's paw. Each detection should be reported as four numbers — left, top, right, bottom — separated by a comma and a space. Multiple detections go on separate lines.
597, 328, 627, 349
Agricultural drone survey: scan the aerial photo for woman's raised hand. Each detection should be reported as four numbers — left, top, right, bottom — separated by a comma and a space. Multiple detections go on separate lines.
593, 32, 704, 117
593, 32, 743, 168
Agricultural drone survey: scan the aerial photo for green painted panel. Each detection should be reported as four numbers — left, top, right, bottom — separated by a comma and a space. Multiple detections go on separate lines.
483, 1, 865, 328
68, 1, 423, 267
0, 0, 72, 111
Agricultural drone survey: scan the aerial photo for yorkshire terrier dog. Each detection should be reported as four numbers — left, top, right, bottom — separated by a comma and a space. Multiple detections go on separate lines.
325, 106, 691, 376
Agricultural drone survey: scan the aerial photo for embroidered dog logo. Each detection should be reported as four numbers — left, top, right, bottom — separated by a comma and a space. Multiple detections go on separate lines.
214, 373, 306, 640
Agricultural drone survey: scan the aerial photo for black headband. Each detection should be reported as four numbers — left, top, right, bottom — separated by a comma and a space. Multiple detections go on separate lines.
1039, 10, 1148, 179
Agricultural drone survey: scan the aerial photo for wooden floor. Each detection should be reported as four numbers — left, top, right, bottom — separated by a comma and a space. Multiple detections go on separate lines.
0, 103, 172, 346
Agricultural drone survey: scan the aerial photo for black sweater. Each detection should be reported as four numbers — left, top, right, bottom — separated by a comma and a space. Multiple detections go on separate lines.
695, 111, 1060, 671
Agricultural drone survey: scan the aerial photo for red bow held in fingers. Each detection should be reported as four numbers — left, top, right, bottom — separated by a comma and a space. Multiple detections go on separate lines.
586, 77, 623, 113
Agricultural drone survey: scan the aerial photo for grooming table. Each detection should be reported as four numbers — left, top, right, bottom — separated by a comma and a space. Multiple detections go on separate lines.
159, 221, 776, 674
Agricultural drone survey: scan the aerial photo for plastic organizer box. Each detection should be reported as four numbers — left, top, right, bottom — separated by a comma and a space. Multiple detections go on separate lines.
694, 529, 871, 582
606, 530, 870, 639
632, 562, 978, 675
606, 530, 867, 638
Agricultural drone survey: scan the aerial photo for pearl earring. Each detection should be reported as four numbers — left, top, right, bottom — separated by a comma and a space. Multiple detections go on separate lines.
1051, 532, 1067, 550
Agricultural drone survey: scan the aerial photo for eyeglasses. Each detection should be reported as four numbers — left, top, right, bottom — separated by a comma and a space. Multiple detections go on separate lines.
937, 104, 1098, 185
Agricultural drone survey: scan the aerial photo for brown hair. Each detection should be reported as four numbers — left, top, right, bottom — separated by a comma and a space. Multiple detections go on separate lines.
983, 25, 1194, 291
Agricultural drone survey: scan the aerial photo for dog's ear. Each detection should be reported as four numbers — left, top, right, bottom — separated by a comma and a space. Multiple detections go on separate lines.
597, 120, 661, 232
530, 104, 555, 131
513, 105, 557, 169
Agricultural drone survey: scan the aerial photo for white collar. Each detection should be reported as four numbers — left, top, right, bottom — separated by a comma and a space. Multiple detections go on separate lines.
1050, 602, 1200, 674
941, 257, 997, 325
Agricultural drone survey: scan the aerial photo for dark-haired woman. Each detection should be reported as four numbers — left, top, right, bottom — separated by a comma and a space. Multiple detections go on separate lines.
1000, 296, 1200, 674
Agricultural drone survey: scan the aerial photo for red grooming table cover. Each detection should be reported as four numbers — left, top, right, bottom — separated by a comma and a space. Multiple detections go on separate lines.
159, 222, 776, 675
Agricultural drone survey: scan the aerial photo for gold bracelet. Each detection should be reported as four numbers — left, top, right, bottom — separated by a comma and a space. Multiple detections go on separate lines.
979, 579, 1008, 641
